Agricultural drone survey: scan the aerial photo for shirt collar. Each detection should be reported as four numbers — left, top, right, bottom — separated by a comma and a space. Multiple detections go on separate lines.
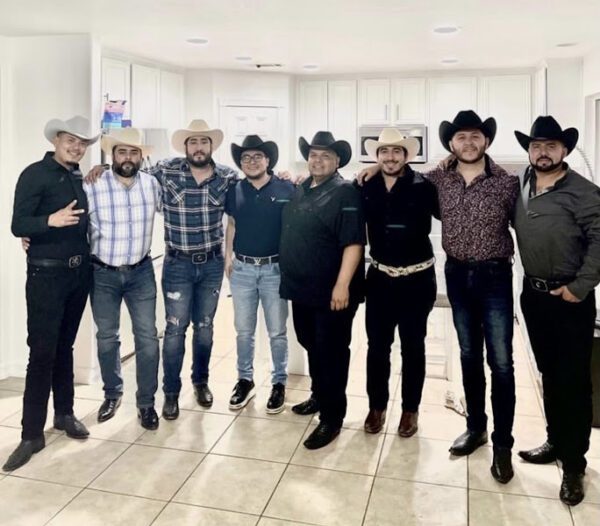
43, 151, 81, 174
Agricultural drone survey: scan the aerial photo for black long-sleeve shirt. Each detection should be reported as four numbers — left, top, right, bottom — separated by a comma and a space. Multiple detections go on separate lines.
11, 152, 89, 259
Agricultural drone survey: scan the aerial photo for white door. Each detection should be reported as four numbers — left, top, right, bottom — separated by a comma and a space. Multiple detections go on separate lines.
391, 78, 427, 124
358, 79, 390, 125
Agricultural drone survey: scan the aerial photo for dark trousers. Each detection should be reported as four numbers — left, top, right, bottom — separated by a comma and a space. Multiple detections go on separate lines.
292, 300, 358, 428
366, 265, 436, 411
445, 258, 516, 448
22, 263, 92, 440
520, 283, 595, 474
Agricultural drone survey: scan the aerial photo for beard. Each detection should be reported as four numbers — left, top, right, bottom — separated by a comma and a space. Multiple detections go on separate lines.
113, 160, 140, 178
186, 151, 212, 168
531, 156, 562, 173
381, 163, 405, 177
454, 146, 486, 164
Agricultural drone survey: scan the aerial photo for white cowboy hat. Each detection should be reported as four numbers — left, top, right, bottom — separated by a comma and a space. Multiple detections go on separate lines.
101, 128, 154, 158
171, 119, 224, 154
44, 115, 100, 144
364, 128, 420, 162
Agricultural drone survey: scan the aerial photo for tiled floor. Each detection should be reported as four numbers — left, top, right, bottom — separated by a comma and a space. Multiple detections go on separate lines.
0, 298, 599, 525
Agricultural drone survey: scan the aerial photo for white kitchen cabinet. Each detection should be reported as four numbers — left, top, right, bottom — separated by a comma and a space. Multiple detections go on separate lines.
391, 78, 427, 124
358, 79, 390, 124
131, 64, 160, 128
328, 80, 357, 156
101, 58, 131, 119
296, 80, 328, 160
159, 70, 184, 132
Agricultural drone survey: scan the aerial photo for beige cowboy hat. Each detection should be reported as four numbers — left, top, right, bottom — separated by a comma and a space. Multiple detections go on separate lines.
364, 128, 420, 162
101, 128, 154, 158
171, 119, 224, 154
44, 115, 100, 145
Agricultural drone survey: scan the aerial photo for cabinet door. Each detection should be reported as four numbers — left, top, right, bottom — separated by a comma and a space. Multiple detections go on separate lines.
391, 78, 426, 124
358, 79, 390, 124
159, 70, 184, 132
328, 80, 357, 158
428, 77, 478, 160
101, 58, 131, 119
296, 80, 328, 160
131, 64, 160, 128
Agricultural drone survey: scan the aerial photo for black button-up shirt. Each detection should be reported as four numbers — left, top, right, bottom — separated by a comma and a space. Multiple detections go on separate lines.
357, 166, 439, 267
279, 173, 366, 307
11, 152, 89, 259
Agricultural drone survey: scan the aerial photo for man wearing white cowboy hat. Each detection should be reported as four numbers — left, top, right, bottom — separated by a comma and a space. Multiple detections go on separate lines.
4, 116, 99, 471
357, 128, 439, 438
513, 116, 600, 506
87, 128, 162, 430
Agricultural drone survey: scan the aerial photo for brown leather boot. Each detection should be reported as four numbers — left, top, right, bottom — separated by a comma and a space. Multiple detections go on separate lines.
364, 409, 387, 434
398, 411, 419, 437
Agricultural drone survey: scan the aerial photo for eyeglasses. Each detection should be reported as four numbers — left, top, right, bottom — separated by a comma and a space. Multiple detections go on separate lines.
240, 153, 266, 163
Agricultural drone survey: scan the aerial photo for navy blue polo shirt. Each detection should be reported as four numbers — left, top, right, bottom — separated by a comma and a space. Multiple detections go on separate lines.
225, 176, 295, 257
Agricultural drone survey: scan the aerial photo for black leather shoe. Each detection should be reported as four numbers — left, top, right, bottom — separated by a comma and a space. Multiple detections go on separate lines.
304, 423, 341, 450
560, 472, 585, 506
162, 394, 179, 420
292, 397, 319, 415
2, 437, 45, 472
194, 383, 213, 407
491, 446, 514, 484
518, 441, 556, 464
229, 379, 256, 410
449, 430, 488, 456
138, 407, 159, 430
266, 383, 286, 414
97, 398, 122, 423
53, 414, 89, 439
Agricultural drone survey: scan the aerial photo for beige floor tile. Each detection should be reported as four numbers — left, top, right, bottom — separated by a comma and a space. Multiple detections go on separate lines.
514, 386, 543, 417
47, 488, 164, 526
178, 381, 237, 415
469, 489, 572, 526
73, 382, 106, 401
212, 416, 307, 463
512, 414, 549, 452
14, 436, 129, 486
386, 402, 466, 442
0, 425, 60, 471
90, 444, 203, 500
572, 502, 600, 526
174, 454, 285, 514
420, 378, 454, 406
0, 389, 22, 422
154, 502, 258, 526
377, 434, 467, 488
265, 465, 372, 526
588, 428, 600, 459
136, 410, 234, 452
364, 477, 467, 526
291, 425, 384, 475
0, 377, 26, 393
342, 394, 371, 431
469, 445, 562, 499
240, 386, 319, 424
280, 373, 312, 391
80, 402, 147, 443
258, 519, 313, 526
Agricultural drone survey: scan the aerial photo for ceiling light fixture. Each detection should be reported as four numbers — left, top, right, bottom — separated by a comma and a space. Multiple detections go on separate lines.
302, 64, 319, 70
235, 56, 252, 61
433, 26, 460, 34
556, 42, 578, 48
441, 58, 459, 65
186, 37, 209, 45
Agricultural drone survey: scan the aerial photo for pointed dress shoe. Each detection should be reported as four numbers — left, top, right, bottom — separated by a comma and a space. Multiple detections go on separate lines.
449, 430, 488, 456
194, 383, 213, 407
304, 422, 341, 450
292, 397, 319, 415
560, 472, 585, 506
2, 437, 45, 472
364, 409, 386, 434
53, 414, 89, 439
518, 441, 556, 464
398, 411, 419, 438
97, 398, 122, 423
162, 394, 179, 420
491, 446, 514, 484
138, 407, 159, 430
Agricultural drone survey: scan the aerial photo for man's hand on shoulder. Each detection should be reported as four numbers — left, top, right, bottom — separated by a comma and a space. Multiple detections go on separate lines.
84, 164, 108, 184
355, 164, 379, 186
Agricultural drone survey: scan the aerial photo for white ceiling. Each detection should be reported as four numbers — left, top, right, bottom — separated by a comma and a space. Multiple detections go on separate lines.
1, 0, 599, 74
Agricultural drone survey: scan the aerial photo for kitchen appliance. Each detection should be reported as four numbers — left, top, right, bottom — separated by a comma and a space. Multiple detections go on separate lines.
358, 124, 427, 164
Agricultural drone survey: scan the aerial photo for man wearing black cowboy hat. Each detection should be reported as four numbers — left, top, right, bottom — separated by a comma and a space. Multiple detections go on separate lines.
224, 135, 295, 414
513, 116, 600, 506
279, 131, 366, 449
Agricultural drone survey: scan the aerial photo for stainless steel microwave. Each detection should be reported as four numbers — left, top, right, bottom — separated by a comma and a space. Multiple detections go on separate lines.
358, 124, 428, 164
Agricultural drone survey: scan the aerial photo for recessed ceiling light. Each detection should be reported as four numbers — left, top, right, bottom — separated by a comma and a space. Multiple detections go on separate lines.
235, 56, 252, 62
186, 37, 209, 45
556, 42, 578, 48
441, 58, 459, 65
302, 64, 319, 70
433, 26, 460, 34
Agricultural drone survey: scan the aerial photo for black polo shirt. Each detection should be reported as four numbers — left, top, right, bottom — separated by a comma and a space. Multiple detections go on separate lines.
11, 152, 89, 259
357, 166, 439, 267
225, 176, 295, 257
279, 173, 366, 307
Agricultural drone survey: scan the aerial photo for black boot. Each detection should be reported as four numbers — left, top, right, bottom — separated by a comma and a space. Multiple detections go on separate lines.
560, 472, 585, 506
97, 398, 122, 423
194, 383, 213, 408
518, 441, 556, 464
292, 397, 319, 415
53, 414, 89, 439
491, 446, 514, 484
449, 430, 488, 456
2, 437, 46, 471
162, 394, 179, 420
138, 407, 159, 430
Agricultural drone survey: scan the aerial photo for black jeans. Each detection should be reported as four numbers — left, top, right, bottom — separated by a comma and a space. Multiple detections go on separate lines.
21, 263, 92, 440
292, 300, 359, 428
366, 265, 436, 412
520, 283, 595, 474
445, 258, 516, 448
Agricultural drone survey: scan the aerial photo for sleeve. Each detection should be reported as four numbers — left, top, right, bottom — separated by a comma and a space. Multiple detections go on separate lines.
424, 166, 443, 186
147, 161, 166, 185
11, 167, 51, 237
224, 184, 236, 217
153, 177, 163, 213
335, 184, 366, 248
507, 175, 520, 227
428, 180, 440, 220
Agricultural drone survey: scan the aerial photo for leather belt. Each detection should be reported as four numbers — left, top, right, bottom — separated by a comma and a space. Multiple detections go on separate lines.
525, 276, 570, 293
447, 256, 512, 266
235, 253, 279, 266
372, 257, 435, 278
92, 254, 150, 272
168, 248, 220, 264
27, 255, 87, 269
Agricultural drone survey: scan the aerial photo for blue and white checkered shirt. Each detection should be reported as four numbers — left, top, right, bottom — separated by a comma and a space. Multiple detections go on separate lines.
148, 158, 238, 252
85, 169, 162, 266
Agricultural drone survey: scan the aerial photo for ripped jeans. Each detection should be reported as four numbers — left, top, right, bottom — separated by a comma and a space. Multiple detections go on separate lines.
161, 253, 224, 395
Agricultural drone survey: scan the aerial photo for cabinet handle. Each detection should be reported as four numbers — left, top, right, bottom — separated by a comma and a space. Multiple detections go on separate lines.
396, 104, 399, 122
384, 104, 388, 121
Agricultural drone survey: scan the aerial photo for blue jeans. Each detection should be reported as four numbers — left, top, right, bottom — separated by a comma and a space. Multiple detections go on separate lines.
90, 258, 159, 408
161, 254, 224, 395
445, 257, 515, 448
230, 259, 288, 385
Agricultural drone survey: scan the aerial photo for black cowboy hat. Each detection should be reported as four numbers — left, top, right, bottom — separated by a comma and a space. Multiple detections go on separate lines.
298, 131, 352, 168
514, 115, 579, 154
231, 135, 279, 171
439, 110, 497, 152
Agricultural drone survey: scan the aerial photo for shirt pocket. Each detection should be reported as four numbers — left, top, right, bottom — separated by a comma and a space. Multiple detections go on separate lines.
164, 178, 185, 204
208, 184, 227, 208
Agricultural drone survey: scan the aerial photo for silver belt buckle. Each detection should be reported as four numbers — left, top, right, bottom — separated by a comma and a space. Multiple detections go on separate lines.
68, 255, 82, 268
530, 277, 549, 292
192, 253, 207, 264
252, 257, 261, 266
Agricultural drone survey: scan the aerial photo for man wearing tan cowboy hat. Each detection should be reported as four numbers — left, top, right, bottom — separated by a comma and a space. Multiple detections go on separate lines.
4, 116, 99, 471
280, 131, 366, 449
357, 128, 439, 438
513, 116, 600, 506
87, 128, 162, 430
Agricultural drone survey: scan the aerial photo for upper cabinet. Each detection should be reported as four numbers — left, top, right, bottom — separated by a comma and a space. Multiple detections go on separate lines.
391, 78, 427, 124
296, 80, 328, 144
358, 79, 390, 124
131, 64, 161, 128
159, 69, 184, 131
101, 58, 131, 119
